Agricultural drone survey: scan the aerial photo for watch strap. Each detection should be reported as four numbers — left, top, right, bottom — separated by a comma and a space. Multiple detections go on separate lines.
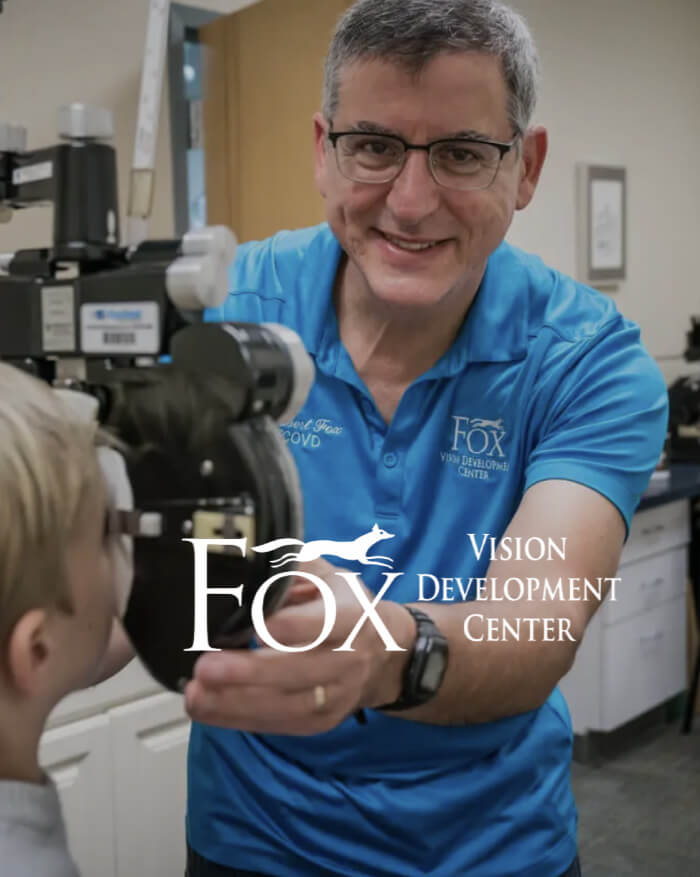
378, 606, 448, 711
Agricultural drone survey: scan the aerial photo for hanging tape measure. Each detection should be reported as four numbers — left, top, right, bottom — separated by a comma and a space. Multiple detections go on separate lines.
127, 0, 170, 246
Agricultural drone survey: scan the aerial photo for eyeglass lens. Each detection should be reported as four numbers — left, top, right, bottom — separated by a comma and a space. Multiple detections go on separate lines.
334, 133, 503, 189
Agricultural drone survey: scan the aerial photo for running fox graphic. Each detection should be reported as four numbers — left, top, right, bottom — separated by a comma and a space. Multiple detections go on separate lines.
469, 417, 504, 430
251, 523, 395, 568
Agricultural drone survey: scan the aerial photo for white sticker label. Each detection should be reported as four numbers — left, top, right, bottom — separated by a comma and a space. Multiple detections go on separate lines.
13, 161, 53, 186
81, 302, 159, 354
42, 285, 76, 353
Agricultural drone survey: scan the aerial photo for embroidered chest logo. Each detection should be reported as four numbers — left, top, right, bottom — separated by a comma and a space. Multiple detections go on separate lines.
440, 415, 510, 480
280, 415, 345, 450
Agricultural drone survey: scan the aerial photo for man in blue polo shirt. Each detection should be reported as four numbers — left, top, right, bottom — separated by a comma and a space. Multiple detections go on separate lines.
183, 1, 668, 875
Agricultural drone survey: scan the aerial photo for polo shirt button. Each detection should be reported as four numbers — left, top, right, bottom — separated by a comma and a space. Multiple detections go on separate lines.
383, 451, 398, 468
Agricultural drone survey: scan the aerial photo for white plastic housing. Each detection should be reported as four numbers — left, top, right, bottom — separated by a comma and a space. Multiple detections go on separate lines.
58, 104, 114, 140
262, 323, 315, 423
0, 122, 27, 152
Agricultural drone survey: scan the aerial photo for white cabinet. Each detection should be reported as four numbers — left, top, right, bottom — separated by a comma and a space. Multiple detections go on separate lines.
559, 499, 689, 735
40, 715, 116, 877
599, 596, 686, 729
40, 667, 189, 877
111, 694, 190, 877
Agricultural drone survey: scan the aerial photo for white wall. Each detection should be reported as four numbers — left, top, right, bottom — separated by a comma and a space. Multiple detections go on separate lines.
1, 0, 699, 383
507, 0, 700, 384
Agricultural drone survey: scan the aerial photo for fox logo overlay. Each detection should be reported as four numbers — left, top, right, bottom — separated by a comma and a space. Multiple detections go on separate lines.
250, 523, 395, 569
182, 529, 621, 652
183, 525, 405, 654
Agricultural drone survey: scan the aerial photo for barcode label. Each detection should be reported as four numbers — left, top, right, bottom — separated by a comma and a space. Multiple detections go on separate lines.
42, 286, 75, 352
81, 302, 159, 354
103, 331, 137, 345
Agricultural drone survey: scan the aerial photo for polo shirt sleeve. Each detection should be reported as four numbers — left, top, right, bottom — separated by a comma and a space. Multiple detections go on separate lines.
524, 319, 669, 533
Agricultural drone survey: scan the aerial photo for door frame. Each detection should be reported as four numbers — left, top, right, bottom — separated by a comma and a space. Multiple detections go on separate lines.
168, 3, 222, 235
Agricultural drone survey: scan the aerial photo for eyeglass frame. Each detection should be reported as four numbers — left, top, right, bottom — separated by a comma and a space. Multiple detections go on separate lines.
326, 126, 521, 191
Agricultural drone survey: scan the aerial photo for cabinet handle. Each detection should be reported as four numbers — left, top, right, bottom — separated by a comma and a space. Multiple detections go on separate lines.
640, 524, 665, 537
641, 577, 665, 590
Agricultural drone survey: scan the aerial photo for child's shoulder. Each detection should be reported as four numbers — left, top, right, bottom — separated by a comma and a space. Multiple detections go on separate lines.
0, 779, 80, 876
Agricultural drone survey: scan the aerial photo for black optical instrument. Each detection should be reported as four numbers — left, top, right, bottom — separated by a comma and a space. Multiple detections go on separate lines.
0, 104, 313, 692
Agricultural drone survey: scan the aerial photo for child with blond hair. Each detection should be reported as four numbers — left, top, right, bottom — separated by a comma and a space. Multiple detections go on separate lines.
0, 362, 121, 876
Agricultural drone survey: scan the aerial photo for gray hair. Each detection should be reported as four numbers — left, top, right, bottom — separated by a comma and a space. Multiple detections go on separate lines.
322, 0, 540, 136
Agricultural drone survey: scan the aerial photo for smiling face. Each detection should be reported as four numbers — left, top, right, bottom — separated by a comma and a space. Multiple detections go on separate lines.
314, 51, 546, 314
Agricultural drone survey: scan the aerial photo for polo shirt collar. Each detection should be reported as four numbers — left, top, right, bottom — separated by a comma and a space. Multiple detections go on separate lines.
441, 241, 530, 373
291, 226, 343, 358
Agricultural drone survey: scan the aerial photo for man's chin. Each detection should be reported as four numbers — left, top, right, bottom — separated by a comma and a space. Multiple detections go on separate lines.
366, 278, 454, 310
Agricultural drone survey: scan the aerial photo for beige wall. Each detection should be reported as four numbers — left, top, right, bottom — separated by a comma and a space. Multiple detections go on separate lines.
1, 0, 699, 383
0, 0, 256, 250
507, 0, 700, 383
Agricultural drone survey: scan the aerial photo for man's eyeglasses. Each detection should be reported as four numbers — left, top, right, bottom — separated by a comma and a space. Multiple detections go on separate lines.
327, 130, 519, 191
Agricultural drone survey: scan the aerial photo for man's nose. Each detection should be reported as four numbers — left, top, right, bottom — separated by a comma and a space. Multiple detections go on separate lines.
385, 149, 441, 222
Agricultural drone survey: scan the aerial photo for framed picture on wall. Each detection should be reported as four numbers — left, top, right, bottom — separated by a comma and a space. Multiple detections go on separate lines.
576, 164, 626, 286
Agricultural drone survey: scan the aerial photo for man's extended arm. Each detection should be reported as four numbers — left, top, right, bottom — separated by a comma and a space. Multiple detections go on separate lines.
184, 478, 627, 734
376, 478, 626, 724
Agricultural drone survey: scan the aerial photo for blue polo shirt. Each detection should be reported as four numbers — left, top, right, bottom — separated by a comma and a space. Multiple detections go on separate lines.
187, 224, 668, 876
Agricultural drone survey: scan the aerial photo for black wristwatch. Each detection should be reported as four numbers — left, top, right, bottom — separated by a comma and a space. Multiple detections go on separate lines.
378, 607, 449, 711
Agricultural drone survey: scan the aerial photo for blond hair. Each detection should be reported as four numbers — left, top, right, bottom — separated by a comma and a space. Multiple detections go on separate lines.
0, 363, 104, 647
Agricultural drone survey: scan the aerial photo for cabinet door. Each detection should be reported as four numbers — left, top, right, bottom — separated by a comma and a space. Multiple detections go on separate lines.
557, 610, 603, 735
601, 544, 687, 627
619, 500, 689, 566
40, 714, 116, 877
600, 596, 687, 731
110, 692, 190, 877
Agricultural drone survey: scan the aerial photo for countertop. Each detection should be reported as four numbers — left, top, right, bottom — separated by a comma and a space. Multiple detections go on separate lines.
639, 463, 700, 510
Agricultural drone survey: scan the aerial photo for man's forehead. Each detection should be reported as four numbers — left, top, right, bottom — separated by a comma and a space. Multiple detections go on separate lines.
335, 51, 506, 92
332, 52, 510, 133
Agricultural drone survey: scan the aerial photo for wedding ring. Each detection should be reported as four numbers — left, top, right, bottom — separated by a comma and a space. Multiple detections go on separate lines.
313, 684, 327, 712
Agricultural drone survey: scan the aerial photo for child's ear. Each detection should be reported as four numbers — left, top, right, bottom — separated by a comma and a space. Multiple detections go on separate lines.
6, 609, 54, 696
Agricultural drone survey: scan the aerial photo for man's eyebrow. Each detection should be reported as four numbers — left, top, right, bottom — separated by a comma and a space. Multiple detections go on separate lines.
344, 121, 495, 141
350, 121, 401, 135
448, 128, 495, 141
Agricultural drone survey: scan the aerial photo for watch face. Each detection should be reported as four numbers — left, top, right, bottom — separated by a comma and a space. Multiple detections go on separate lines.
421, 649, 446, 691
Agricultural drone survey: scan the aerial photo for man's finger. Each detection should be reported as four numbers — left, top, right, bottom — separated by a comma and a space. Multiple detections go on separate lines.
184, 678, 342, 734
194, 643, 354, 690
293, 558, 353, 595
294, 557, 343, 579
279, 579, 323, 607
260, 594, 364, 647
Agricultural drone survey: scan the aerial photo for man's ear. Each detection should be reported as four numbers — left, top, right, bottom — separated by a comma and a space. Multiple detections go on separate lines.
515, 125, 548, 211
312, 112, 330, 199
5, 609, 54, 696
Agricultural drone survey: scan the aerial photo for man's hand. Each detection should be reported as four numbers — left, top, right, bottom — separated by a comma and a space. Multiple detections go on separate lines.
184, 558, 414, 734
